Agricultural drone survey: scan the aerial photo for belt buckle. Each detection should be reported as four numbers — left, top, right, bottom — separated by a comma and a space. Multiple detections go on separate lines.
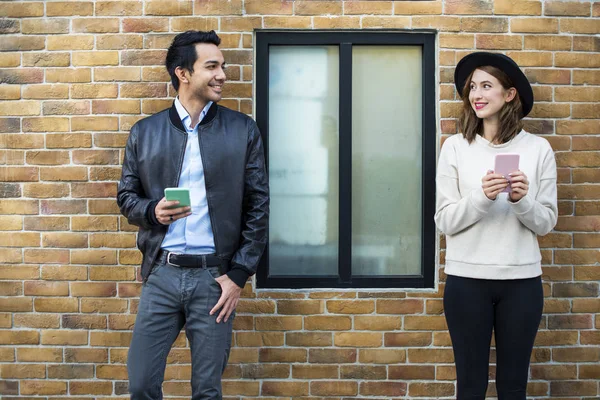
166, 252, 182, 267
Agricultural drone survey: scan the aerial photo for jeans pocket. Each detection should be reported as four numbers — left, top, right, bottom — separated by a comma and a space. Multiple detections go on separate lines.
149, 261, 165, 277
205, 266, 221, 281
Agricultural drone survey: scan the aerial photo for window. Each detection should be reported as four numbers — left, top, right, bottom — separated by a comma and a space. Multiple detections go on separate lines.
255, 31, 436, 289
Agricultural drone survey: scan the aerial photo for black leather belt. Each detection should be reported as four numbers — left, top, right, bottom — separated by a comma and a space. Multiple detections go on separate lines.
157, 250, 222, 269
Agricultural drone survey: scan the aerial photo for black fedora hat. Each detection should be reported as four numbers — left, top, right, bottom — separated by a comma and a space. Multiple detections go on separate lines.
454, 51, 534, 117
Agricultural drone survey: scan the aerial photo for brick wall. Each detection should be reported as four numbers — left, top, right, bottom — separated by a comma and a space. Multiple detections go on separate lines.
0, 0, 599, 398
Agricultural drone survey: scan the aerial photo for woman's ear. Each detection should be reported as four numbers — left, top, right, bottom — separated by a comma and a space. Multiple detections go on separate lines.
504, 87, 517, 103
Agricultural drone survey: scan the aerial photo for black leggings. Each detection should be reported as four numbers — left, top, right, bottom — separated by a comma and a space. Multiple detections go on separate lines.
443, 275, 543, 400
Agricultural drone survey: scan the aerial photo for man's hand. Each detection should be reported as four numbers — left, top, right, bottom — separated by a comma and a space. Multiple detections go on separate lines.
508, 170, 529, 202
155, 197, 191, 225
210, 274, 242, 323
482, 170, 508, 200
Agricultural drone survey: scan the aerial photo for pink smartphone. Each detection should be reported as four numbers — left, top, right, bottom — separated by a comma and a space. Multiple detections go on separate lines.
494, 153, 520, 193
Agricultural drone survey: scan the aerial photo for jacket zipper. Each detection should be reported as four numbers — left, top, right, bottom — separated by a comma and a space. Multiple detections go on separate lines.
197, 126, 220, 254
144, 130, 188, 282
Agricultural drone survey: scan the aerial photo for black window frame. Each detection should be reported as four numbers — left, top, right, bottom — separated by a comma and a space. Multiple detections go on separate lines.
255, 30, 436, 289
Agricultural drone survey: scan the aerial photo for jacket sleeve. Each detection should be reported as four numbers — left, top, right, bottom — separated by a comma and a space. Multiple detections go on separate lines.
509, 145, 558, 236
434, 138, 494, 236
117, 124, 160, 230
227, 121, 270, 288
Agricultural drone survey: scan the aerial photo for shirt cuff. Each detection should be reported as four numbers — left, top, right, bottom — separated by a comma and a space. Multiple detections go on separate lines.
470, 187, 495, 214
227, 266, 251, 288
508, 193, 534, 214
147, 199, 161, 225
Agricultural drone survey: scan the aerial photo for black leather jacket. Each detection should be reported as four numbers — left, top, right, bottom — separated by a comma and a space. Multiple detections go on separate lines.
117, 102, 269, 287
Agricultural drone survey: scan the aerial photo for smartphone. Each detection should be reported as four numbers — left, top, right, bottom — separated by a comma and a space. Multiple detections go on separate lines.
164, 188, 191, 208
494, 154, 520, 193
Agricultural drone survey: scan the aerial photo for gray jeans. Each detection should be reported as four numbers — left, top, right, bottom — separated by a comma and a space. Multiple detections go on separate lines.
127, 261, 234, 400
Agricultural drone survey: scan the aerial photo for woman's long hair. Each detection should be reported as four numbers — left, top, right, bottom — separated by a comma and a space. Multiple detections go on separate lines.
459, 65, 524, 144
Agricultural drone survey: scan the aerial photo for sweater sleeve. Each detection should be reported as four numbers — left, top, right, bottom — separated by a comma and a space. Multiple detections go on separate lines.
509, 144, 558, 236
434, 138, 495, 236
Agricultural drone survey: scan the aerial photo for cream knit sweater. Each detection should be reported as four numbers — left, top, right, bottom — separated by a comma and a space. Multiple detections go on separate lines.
435, 130, 558, 280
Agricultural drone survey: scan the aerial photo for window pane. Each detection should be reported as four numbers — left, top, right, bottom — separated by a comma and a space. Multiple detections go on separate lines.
351, 46, 423, 276
268, 46, 340, 276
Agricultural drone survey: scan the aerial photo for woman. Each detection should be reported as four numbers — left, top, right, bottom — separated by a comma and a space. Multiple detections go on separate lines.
435, 52, 558, 399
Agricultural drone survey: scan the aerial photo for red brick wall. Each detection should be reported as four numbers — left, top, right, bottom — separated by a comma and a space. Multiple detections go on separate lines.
0, 0, 599, 398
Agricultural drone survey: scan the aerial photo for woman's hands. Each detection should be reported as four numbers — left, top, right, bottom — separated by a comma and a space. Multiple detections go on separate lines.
507, 170, 529, 202
481, 170, 529, 202
482, 170, 508, 200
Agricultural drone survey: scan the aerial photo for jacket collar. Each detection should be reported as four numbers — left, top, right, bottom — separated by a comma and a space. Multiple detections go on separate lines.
169, 101, 218, 132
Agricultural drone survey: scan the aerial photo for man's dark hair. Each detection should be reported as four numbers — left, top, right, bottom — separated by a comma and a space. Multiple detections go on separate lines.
165, 30, 221, 91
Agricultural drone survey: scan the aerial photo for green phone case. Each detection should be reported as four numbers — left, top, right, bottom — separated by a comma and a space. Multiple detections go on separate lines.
164, 188, 191, 208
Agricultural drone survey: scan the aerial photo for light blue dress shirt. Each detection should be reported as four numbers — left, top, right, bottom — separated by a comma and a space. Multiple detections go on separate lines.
161, 98, 215, 254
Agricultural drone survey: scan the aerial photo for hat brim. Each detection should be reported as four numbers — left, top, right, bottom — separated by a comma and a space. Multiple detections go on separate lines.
454, 52, 534, 117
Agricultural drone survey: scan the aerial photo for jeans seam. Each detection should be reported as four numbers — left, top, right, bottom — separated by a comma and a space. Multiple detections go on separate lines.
153, 314, 179, 396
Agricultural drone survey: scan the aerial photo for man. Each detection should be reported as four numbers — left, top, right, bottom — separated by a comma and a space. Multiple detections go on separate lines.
117, 30, 269, 400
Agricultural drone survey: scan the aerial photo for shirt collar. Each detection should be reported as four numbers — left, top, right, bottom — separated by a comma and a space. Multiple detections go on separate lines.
174, 97, 213, 131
